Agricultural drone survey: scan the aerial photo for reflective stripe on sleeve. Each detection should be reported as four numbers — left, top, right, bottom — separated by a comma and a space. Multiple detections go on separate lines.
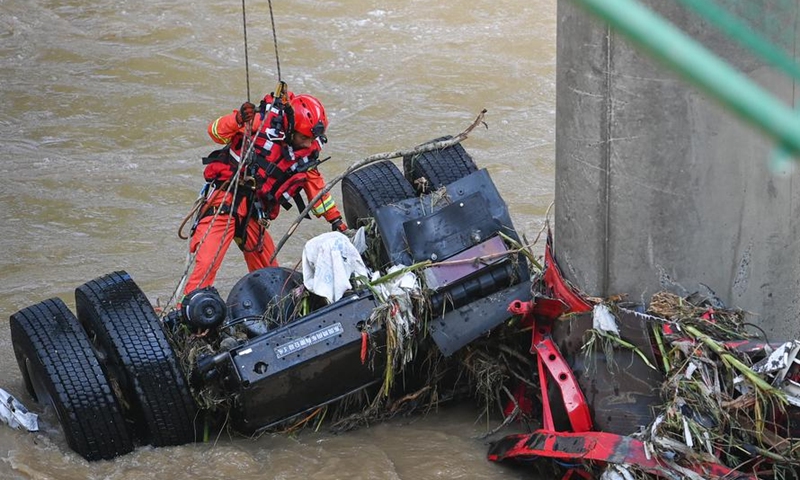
210, 118, 229, 144
311, 195, 336, 216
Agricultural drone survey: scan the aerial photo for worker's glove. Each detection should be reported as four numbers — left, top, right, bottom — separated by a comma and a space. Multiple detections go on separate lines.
236, 102, 256, 126
330, 217, 348, 233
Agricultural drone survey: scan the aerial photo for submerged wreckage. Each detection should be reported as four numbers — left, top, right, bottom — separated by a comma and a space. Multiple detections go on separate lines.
7, 142, 800, 478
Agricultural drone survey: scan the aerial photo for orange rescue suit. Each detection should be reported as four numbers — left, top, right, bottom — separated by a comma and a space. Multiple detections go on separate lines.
184, 101, 342, 296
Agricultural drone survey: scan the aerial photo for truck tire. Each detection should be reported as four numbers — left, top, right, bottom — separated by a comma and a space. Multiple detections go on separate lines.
10, 298, 134, 461
403, 136, 477, 194
75, 271, 198, 447
341, 160, 416, 229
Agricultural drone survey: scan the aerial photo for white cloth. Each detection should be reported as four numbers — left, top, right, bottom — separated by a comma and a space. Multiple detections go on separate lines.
302, 232, 368, 302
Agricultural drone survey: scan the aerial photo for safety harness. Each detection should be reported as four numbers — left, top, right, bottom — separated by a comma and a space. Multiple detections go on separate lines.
195, 89, 324, 251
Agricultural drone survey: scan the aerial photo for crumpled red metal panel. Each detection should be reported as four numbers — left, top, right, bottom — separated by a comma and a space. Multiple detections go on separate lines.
542, 228, 592, 313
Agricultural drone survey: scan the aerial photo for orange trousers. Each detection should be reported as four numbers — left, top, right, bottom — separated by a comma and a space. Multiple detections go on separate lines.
184, 190, 276, 296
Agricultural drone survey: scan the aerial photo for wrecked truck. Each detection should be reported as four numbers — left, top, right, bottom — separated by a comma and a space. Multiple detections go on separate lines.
8, 141, 533, 461
10, 139, 793, 477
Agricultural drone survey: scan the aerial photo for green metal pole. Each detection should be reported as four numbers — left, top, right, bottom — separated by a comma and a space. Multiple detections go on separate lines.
675, 0, 800, 83
572, 0, 800, 157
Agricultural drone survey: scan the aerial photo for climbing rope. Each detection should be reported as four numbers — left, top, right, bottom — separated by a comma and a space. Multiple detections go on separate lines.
165, 140, 260, 315
243, 0, 283, 91
168, 176, 238, 313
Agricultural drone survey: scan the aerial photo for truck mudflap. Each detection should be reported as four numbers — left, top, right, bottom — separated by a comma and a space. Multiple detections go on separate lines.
224, 291, 385, 433
374, 168, 524, 271
550, 308, 664, 435
429, 279, 532, 357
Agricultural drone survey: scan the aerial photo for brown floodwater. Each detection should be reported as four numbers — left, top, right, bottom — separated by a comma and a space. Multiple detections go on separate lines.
0, 0, 555, 478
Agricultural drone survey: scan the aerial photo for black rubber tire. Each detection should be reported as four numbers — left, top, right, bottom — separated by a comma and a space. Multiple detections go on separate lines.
403, 136, 478, 194
10, 298, 134, 461
341, 160, 416, 228
75, 271, 198, 447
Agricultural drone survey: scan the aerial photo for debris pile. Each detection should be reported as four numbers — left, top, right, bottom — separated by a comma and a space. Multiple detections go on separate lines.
633, 291, 800, 478
490, 286, 800, 479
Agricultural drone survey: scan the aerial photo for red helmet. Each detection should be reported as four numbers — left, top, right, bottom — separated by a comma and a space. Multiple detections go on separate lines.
291, 94, 328, 139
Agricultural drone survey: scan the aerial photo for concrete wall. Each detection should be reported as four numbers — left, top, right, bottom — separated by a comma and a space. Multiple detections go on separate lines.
554, 0, 800, 338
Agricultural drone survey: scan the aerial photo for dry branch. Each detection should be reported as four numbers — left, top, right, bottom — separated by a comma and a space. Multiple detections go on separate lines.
269, 109, 489, 262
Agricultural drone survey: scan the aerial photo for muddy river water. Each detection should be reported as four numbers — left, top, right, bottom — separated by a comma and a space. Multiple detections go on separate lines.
0, 0, 555, 478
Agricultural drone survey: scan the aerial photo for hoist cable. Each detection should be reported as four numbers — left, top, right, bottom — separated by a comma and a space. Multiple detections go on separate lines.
267, 0, 282, 81
241, 0, 251, 101
164, 0, 284, 316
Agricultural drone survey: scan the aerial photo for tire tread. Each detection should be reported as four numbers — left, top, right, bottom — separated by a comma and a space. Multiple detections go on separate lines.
10, 298, 133, 460
341, 160, 415, 228
403, 136, 477, 193
75, 271, 198, 447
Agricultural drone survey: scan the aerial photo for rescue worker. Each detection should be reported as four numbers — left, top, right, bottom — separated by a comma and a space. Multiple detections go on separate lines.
184, 88, 347, 296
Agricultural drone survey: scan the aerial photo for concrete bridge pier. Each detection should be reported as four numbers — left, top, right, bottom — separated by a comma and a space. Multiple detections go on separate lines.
554, 0, 800, 338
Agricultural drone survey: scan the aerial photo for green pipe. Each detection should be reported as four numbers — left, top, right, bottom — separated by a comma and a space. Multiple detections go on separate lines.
572, 0, 800, 157
675, 0, 800, 83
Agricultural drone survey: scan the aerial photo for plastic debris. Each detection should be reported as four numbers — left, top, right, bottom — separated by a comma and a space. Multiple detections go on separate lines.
592, 303, 619, 336
372, 265, 421, 368
0, 387, 38, 432
351, 226, 367, 254
373, 264, 420, 299
752, 340, 799, 376
600, 465, 637, 480
752, 340, 800, 406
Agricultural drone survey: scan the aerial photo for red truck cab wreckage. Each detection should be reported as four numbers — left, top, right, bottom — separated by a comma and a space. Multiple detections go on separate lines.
488, 232, 800, 478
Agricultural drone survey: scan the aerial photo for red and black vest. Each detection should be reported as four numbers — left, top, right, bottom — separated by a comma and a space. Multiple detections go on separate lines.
201, 95, 322, 221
